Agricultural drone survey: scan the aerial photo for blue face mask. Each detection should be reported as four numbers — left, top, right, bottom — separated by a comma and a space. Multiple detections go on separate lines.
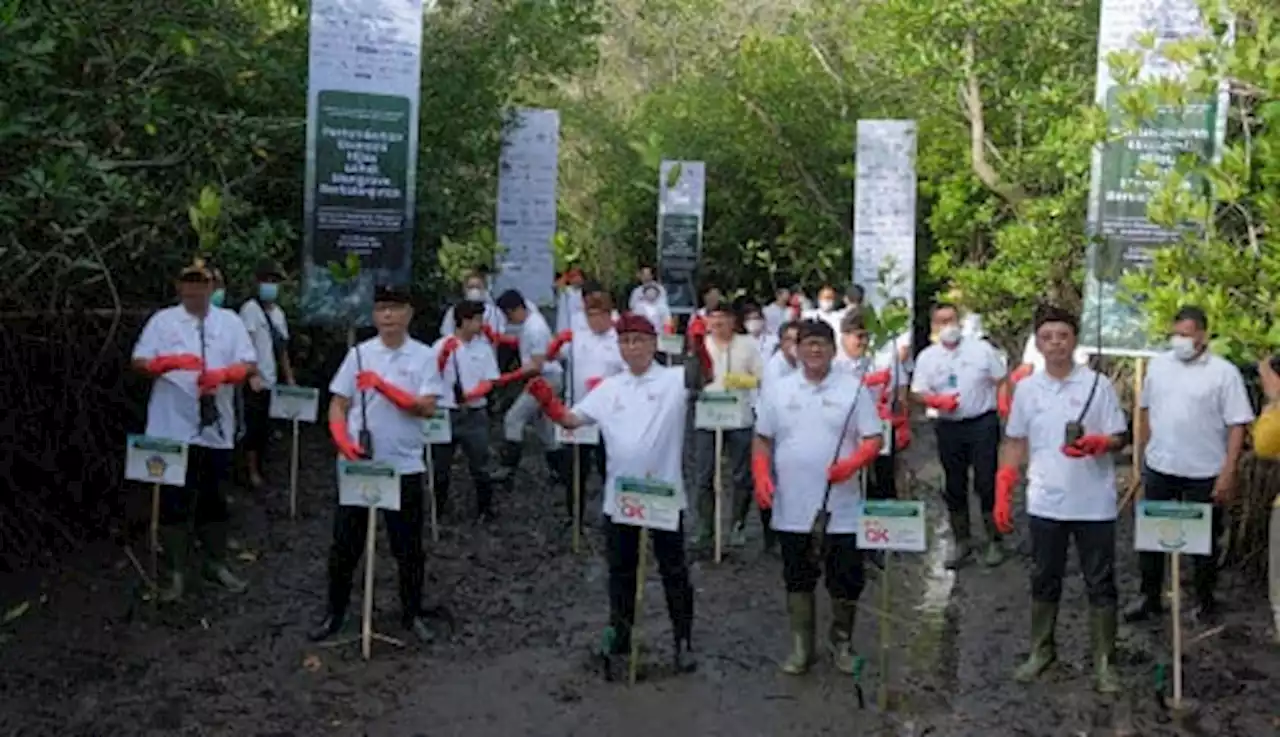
258, 282, 279, 302
211, 288, 226, 307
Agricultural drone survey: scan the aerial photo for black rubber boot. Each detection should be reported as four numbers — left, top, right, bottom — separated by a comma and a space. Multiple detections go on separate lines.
945, 508, 973, 569
1123, 593, 1163, 623
308, 611, 347, 642
664, 574, 697, 674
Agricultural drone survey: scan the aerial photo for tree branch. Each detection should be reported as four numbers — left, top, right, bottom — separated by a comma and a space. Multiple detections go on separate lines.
959, 33, 1027, 207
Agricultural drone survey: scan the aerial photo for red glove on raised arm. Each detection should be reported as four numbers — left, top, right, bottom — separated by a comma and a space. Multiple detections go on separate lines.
922, 393, 960, 413
892, 416, 911, 451
463, 379, 494, 402
994, 466, 1021, 533
827, 438, 883, 484
997, 384, 1013, 420
494, 368, 532, 388
751, 450, 775, 509
526, 376, 569, 424
863, 369, 891, 388
1062, 434, 1112, 458
197, 364, 250, 393
584, 376, 603, 393
1010, 364, 1033, 384
546, 330, 573, 360
146, 353, 203, 376
329, 418, 365, 461
436, 336, 461, 373
481, 324, 519, 348
356, 370, 418, 412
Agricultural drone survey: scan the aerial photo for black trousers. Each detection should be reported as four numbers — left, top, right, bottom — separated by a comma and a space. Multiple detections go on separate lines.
326, 473, 425, 625
242, 386, 272, 454
1139, 466, 1220, 604
604, 516, 694, 647
430, 408, 494, 515
934, 411, 1000, 515
1029, 515, 1117, 607
778, 531, 866, 600
160, 445, 231, 559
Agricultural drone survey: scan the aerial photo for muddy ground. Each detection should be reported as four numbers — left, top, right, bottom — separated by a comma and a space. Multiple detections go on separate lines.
1, 420, 1277, 737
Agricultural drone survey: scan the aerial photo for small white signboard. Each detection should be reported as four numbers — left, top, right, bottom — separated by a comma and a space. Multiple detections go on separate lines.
125, 435, 188, 486
269, 385, 320, 422
694, 391, 752, 430
556, 423, 600, 445
613, 476, 682, 532
1134, 501, 1212, 556
857, 500, 927, 552
658, 334, 684, 355
421, 410, 452, 445
337, 460, 402, 512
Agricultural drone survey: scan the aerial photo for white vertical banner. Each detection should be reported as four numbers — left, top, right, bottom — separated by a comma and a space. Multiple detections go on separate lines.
657, 160, 706, 314
852, 120, 917, 316
301, 0, 425, 326
494, 108, 561, 308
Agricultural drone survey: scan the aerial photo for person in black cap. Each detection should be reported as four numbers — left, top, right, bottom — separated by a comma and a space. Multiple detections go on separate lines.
131, 257, 257, 601
310, 285, 441, 643
238, 259, 294, 491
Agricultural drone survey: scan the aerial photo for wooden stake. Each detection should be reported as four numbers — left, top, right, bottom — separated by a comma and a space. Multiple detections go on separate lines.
629, 526, 650, 686
1171, 550, 1183, 711
714, 428, 724, 564
361, 508, 377, 660
572, 445, 582, 554
427, 448, 439, 543
1128, 357, 1147, 500
149, 483, 161, 580
289, 418, 300, 519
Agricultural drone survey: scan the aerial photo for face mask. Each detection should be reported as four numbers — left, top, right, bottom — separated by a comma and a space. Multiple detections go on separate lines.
818, 299, 835, 311
211, 288, 226, 307
745, 319, 764, 335
258, 283, 279, 302
939, 325, 962, 345
1171, 335, 1198, 361
464, 288, 486, 301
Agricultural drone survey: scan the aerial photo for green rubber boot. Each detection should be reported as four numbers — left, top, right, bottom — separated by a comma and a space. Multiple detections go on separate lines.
944, 509, 973, 569
1090, 606, 1121, 694
981, 514, 1006, 567
780, 592, 815, 675
157, 526, 189, 603
829, 598, 859, 675
1013, 600, 1058, 682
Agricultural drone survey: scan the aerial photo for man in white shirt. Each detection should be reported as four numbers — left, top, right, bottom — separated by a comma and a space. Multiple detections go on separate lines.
994, 305, 1128, 693
523, 312, 710, 676
911, 302, 1008, 569
762, 287, 791, 337
131, 258, 257, 601
439, 271, 507, 337
752, 319, 883, 675
627, 264, 668, 312
762, 321, 800, 395
634, 281, 671, 335
803, 284, 845, 335
238, 260, 294, 491
1124, 305, 1255, 623
693, 304, 766, 549
837, 310, 909, 501
312, 286, 441, 644
431, 299, 502, 521
744, 303, 778, 362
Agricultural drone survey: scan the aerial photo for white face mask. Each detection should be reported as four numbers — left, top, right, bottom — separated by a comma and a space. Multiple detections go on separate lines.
1171, 335, 1198, 361
818, 299, 835, 311
939, 325, 963, 346
464, 288, 486, 301
745, 319, 764, 335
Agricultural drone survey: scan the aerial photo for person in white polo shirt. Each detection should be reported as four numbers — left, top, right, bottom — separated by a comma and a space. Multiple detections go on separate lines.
912, 301, 1008, 568
993, 305, 1128, 693
431, 299, 501, 521
131, 257, 257, 601
693, 302, 766, 550
744, 303, 778, 363
238, 259, 294, 492
1124, 305, 1255, 624
522, 312, 711, 676
752, 319, 883, 675
762, 286, 791, 337
312, 286, 440, 644
762, 321, 800, 393
837, 309, 909, 500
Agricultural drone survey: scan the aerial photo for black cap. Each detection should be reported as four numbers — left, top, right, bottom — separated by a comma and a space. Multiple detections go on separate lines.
255, 259, 285, 281
797, 318, 835, 344
373, 285, 412, 305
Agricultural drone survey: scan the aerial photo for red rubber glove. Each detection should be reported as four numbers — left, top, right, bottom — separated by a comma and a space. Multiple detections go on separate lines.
893, 420, 912, 451
997, 384, 1013, 420
494, 368, 532, 387
146, 353, 203, 376
463, 379, 494, 402
197, 364, 249, 393
663, 319, 677, 335
751, 450, 775, 510
329, 418, 365, 461
826, 438, 883, 483
526, 376, 569, 424
1062, 434, 1112, 458
481, 324, 519, 348
922, 394, 960, 413
546, 330, 573, 360
436, 335, 461, 373
863, 368, 891, 388
584, 376, 603, 393
356, 370, 418, 412
686, 316, 707, 355
1010, 364, 1033, 384
994, 466, 1021, 533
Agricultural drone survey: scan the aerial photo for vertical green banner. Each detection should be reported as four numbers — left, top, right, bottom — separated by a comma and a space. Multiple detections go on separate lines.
657, 160, 705, 314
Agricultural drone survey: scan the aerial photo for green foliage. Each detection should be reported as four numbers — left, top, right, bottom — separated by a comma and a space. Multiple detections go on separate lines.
437, 228, 504, 286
